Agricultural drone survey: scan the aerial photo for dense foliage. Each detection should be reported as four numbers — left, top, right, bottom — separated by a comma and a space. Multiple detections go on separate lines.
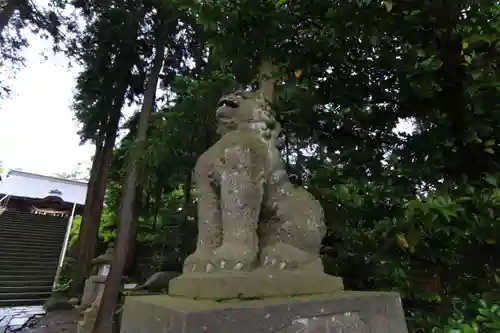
3, 0, 500, 332
87, 1, 500, 332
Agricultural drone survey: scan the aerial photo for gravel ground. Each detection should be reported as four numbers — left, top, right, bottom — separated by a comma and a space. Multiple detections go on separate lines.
18, 311, 79, 333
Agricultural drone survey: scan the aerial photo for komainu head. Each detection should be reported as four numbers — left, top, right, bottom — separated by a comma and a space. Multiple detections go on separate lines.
216, 90, 281, 145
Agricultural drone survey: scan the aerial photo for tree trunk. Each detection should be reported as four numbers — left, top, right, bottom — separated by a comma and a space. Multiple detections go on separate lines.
124, 186, 140, 274
151, 187, 161, 232
0, 0, 16, 35
284, 128, 290, 171
92, 40, 165, 333
71, 106, 122, 296
183, 171, 191, 212
318, 143, 325, 164
69, 142, 102, 296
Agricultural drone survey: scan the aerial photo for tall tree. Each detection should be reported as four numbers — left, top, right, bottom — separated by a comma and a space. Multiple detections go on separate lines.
92, 11, 166, 333
69, 0, 142, 296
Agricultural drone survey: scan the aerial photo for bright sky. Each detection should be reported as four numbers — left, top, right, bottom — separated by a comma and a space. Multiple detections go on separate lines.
0, 11, 135, 178
0, 32, 94, 176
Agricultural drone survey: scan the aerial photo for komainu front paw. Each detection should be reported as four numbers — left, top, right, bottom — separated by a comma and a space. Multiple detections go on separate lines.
210, 244, 258, 271
259, 242, 319, 271
183, 250, 214, 273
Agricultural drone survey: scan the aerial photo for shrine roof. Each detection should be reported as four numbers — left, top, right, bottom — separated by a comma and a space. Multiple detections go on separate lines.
0, 169, 87, 205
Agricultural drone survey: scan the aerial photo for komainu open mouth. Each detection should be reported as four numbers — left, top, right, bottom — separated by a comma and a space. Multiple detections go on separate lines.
217, 96, 240, 108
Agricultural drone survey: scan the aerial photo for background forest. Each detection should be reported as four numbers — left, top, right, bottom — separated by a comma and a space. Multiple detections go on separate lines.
2, 0, 500, 332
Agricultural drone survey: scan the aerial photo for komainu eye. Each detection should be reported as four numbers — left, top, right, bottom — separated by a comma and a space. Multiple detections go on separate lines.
226, 100, 238, 108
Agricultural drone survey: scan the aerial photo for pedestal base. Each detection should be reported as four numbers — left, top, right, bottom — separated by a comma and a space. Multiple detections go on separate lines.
81, 275, 106, 309
120, 292, 408, 333
169, 271, 344, 300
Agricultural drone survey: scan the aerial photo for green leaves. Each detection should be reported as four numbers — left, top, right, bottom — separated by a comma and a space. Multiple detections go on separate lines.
275, 0, 289, 9
484, 174, 498, 187
485, 147, 495, 154
382, 0, 393, 12
418, 55, 443, 71
444, 294, 500, 333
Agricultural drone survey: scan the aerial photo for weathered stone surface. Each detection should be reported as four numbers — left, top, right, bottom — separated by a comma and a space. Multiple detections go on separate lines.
169, 270, 343, 300
120, 291, 408, 333
80, 275, 106, 310
136, 271, 180, 292
77, 291, 103, 333
69, 298, 80, 306
183, 91, 327, 276
286, 312, 368, 333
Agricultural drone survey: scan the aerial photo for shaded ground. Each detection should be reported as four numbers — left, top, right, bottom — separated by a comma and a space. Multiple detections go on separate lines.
1, 306, 46, 333
0, 305, 78, 333
19, 311, 78, 333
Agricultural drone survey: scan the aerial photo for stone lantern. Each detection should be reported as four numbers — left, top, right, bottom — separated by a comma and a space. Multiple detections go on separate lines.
93, 245, 114, 277
77, 246, 115, 333
80, 245, 115, 310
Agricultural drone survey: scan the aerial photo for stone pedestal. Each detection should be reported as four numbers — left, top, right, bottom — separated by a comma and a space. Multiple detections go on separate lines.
80, 275, 106, 310
120, 291, 408, 333
77, 292, 102, 333
169, 271, 344, 300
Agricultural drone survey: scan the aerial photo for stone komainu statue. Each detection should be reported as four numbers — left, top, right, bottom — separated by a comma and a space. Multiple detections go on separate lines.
184, 91, 326, 274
